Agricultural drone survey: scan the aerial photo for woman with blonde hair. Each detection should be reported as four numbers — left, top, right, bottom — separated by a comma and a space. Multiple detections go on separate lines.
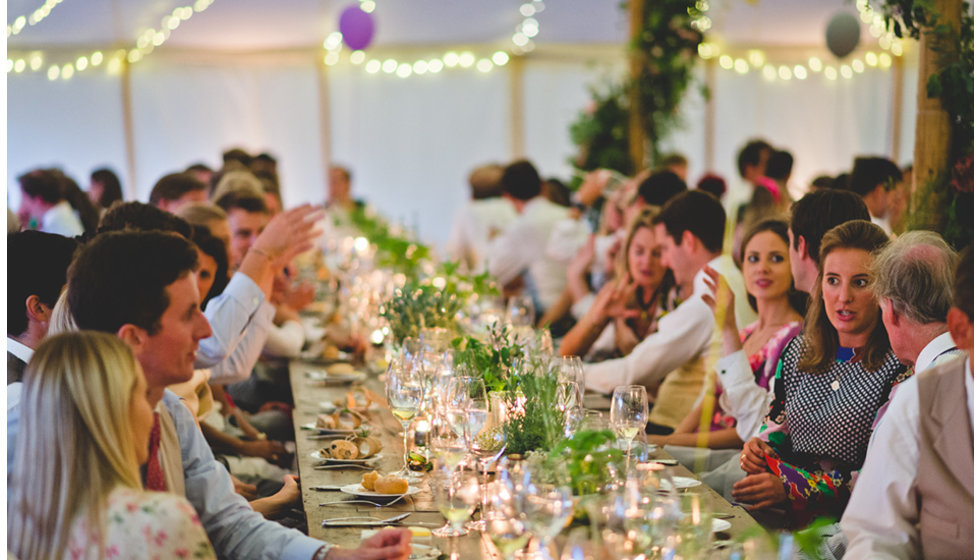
734, 220, 906, 527
8, 331, 215, 558
560, 206, 674, 358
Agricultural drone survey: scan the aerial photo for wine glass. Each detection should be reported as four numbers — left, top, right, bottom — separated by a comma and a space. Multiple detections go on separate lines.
507, 295, 536, 328
447, 376, 489, 443
522, 482, 574, 560
386, 358, 423, 481
430, 410, 469, 473
466, 408, 508, 530
557, 356, 585, 404
610, 385, 648, 471
433, 464, 481, 537
486, 479, 531, 560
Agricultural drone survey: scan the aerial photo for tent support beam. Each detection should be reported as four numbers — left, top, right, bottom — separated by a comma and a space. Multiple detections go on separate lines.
509, 56, 526, 159
316, 59, 332, 200
119, 59, 138, 200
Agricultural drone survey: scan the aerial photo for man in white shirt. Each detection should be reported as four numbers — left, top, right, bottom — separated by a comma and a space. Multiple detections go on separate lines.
842, 246, 973, 559
488, 160, 572, 315
872, 230, 961, 372
847, 156, 902, 237
582, 190, 756, 398
17, 169, 84, 237
446, 163, 516, 273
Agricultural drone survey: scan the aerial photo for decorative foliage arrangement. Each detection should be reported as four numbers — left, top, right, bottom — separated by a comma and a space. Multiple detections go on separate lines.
568, 0, 705, 180
379, 282, 462, 343
498, 360, 565, 455
543, 430, 624, 496
347, 205, 431, 277
877, 0, 973, 248
451, 323, 526, 393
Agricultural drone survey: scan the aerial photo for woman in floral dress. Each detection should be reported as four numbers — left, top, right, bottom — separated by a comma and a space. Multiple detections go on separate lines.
8, 331, 215, 558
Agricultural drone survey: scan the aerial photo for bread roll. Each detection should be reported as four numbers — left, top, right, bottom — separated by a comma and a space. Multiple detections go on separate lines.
326, 363, 355, 375
361, 470, 380, 491
328, 440, 359, 460
373, 475, 409, 494
315, 414, 336, 429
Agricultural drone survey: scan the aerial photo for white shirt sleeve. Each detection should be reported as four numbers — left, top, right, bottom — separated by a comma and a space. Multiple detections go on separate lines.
841, 379, 921, 560
715, 350, 773, 442
445, 205, 471, 266
195, 272, 265, 369
262, 319, 306, 359
207, 302, 275, 385
487, 222, 530, 286
583, 293, 713, 395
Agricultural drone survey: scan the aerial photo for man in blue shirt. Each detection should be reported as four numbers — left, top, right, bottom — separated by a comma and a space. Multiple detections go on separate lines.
8, 230, 411, 560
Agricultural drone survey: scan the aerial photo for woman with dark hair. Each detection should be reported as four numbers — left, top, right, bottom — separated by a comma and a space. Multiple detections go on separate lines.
734, 220, 906, 527
653, 219, 805, 450
190, 225, 230, 308
89, 167, 125, 214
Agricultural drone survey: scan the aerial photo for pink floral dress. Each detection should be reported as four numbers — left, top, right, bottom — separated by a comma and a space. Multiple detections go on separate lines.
711, 321, 802, 430
67, 487, 215, 559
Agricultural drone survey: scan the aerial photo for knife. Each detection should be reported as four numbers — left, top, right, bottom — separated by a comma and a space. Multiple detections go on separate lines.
322, 513, 411, 527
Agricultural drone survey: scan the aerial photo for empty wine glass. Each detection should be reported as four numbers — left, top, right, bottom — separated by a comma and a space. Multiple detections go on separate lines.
610, 385, 648, 471
507, 295, 536, 328
386, 358, 423, 481
447, 376, 489, 444
430, 411, 469, 472
557, 356, 585, 404
522, 483, 574, 560
466, 408, 508, 531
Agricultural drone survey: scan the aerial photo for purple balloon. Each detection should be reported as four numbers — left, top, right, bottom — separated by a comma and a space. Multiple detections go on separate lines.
339, 5, 375, 51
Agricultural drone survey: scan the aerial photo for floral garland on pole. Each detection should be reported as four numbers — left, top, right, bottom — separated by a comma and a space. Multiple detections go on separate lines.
876, 0, 973, 248
569, 0, 705, 182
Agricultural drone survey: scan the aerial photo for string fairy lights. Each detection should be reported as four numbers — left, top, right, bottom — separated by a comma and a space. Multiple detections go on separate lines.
322, 0, 544, 76
7, 0, 217, 80
7, 0, 67, 38
695, 0, 903, 82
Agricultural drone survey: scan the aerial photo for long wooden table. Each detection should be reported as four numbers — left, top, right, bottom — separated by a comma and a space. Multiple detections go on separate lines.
289, 359, 761, 553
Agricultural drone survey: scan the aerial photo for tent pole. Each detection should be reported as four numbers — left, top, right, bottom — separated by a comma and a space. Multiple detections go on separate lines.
704, 62, 717, 172
316, 58, 332, 204
888, 53, 904, 163
120, 59, 139, 200
509, 56, 526, 159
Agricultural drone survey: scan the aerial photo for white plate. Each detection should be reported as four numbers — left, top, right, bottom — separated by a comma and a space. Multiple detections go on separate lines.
306, 370, 367, 383
310, 450, 382, 464
712, 518, 732, 533
301, 422, 358, 435
340, 483, 422, 500
409, 544, 439, 559
670, 476, 702, 489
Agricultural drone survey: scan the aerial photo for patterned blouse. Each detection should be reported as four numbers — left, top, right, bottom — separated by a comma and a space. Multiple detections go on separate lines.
757, 335, 908, 527
712, 321, 802, 430
67, 487, 216, 559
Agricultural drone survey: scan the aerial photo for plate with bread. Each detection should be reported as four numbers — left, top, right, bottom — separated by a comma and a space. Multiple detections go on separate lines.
306, 363, 367, 384
302, 409, 369, 435
312, 436, 384, 464
341, 471, 420, 499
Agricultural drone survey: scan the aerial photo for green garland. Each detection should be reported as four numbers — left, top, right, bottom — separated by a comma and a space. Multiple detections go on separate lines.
877, 0, 973, 248
347, 205, 431, 277
568, 0, 705, 182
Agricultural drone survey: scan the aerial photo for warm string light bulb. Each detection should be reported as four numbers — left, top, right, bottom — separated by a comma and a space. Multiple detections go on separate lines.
322, 1, 540, 76
9, 1, 216, 79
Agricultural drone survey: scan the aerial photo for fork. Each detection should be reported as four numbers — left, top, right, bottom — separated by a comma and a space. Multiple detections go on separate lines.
319, 496, 407, 507
314, 463, 375, 470
321, 512, 411, 526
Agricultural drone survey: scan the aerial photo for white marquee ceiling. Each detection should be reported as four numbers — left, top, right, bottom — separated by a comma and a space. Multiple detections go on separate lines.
7, 0, 879, 53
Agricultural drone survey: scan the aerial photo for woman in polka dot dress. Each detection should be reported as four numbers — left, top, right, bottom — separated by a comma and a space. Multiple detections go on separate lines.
732, 220, 907, 528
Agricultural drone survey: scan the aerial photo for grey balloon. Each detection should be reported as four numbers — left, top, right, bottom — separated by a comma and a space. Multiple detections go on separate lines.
825, 12, 861, 58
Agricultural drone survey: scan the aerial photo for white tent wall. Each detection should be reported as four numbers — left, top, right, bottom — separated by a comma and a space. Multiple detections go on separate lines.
7, 48, 917, 248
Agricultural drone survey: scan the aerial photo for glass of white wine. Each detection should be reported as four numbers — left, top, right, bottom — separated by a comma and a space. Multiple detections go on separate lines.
610, 385, 648, 471
486, 479, 530, 560
386, 358, 423, 481
434, 465, 480, 537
